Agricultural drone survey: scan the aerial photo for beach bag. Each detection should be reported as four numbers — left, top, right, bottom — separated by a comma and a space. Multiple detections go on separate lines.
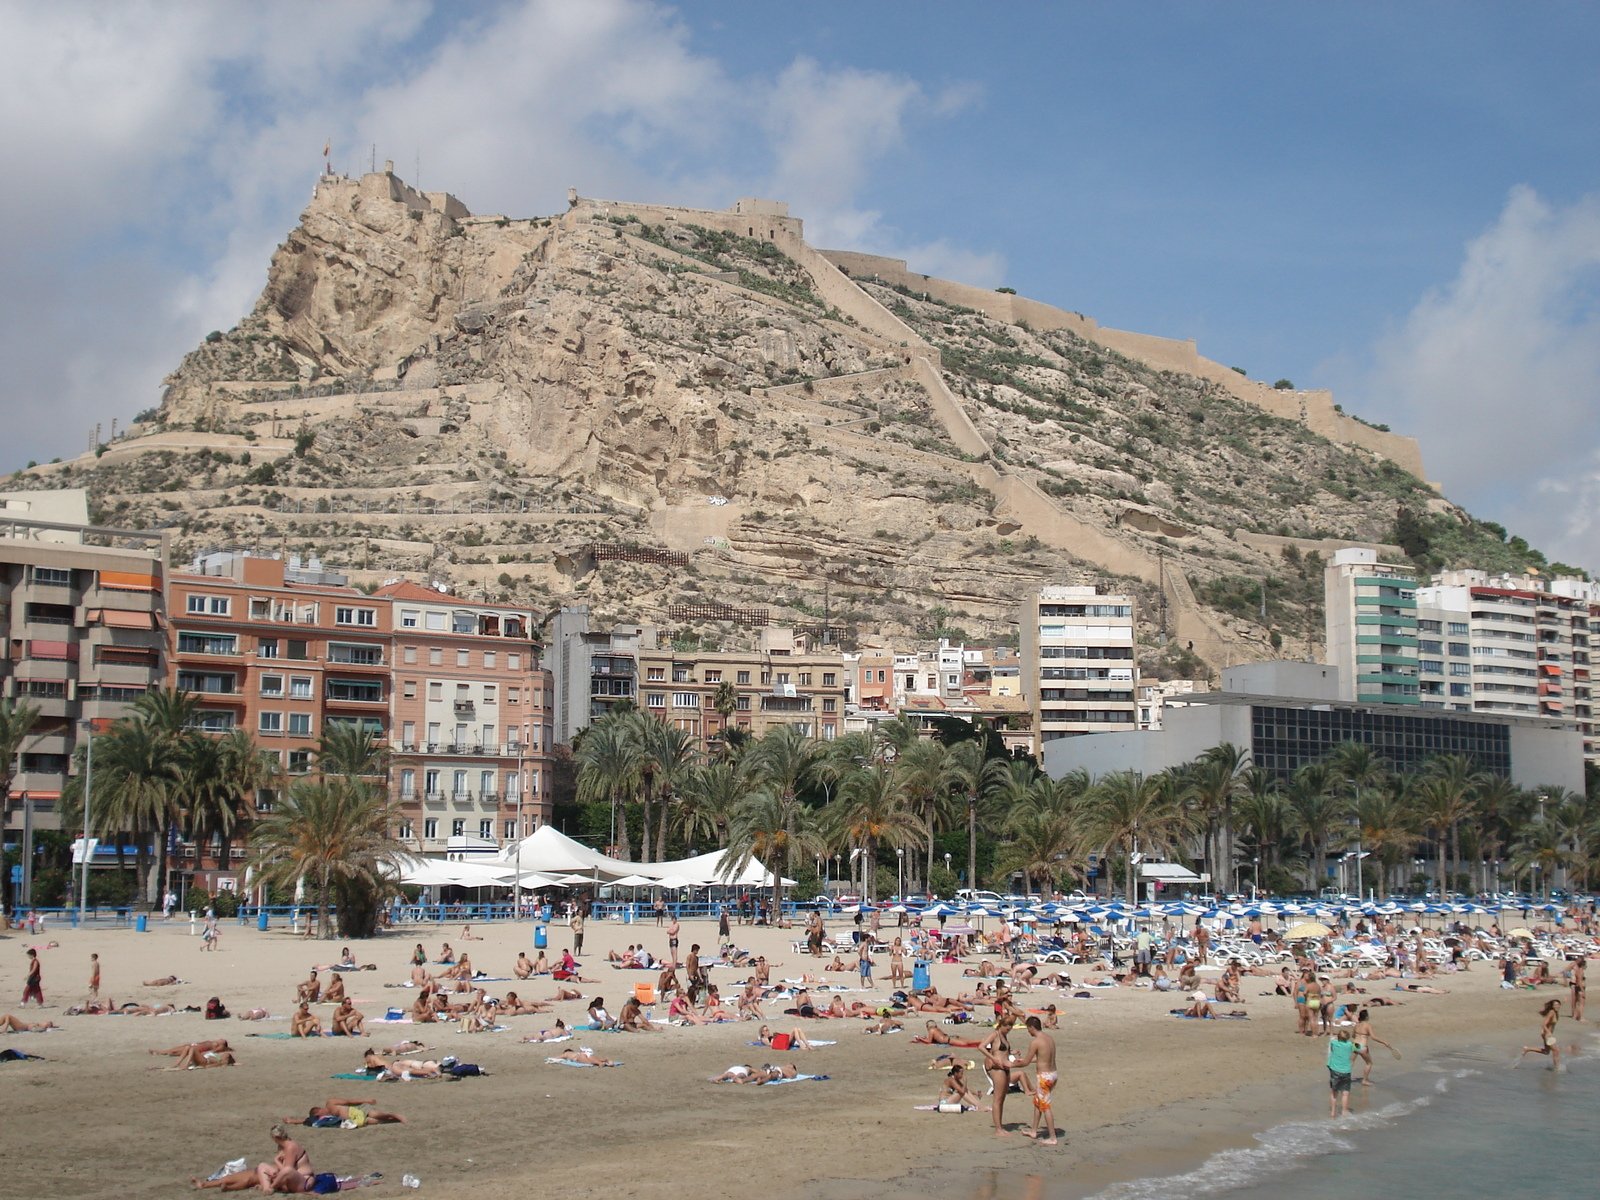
309, 1172, 341, 1193
770, 1033, 793, 1051
448, 1062, 484, 1077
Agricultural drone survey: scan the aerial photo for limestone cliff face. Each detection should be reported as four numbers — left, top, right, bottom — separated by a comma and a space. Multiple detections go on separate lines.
33, 171, 1482, 676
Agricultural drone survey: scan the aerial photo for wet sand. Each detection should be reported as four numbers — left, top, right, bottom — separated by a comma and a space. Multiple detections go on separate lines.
0, 914, 1544, 1199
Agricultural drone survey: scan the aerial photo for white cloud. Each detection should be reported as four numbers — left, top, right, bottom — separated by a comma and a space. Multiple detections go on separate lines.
1372, 186, 1600, 569
0, 1, 995, 469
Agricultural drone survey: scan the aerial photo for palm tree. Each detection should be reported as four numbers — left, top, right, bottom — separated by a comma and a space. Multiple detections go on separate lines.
1472, 775, 1522, 892
1509, 815, 1572, 901
1284, 763, 1343, 892
0, 699, 41, 910
575, 715, 644, 859
249, 776, 407, 938
640, 719, 696, 862
709, 681, 738, 759
721, 787, 828, 916
995, 805, 1081, 899
213, 728, 280, 870
1354, 782, 1420, 899
874, 715, 921, 760
1419, 754, 1486, 895
1234, 767, 1286, 881
1088, 770, 1192, 903
826, 762, 926, 902
674, 760, 749, 850
978, 758, 1039, 892
84, 717, 182, 907
1188, 745, 1248, 890
1327, 741, 1388, 896
753, 725, 821, 809
897, 738, 956, 888
316, 722, 388, 781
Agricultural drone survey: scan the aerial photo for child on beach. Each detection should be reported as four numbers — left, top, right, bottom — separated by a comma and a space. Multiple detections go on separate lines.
1326, 1028, 1355, 1117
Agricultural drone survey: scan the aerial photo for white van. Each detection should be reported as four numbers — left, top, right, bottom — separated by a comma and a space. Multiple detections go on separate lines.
955, 889, 1003, 905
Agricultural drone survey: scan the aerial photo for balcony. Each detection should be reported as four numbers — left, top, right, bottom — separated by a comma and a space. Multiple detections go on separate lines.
452, 699, 475, 715
450, 790, 474, 806
423, 791, 446, 807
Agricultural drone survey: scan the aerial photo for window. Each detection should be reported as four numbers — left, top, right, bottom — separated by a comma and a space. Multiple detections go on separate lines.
287, 748, 311, 773
286, 639, 309, 660
258, 638, 279, 659
1419, 640, 1442, 655
504, 820, 517, 840
457, 649, 469, 666
176, 670, 235, 694
178, 631, 235, 655
428, 682, 443, 701
482, 724, 495, 747
425, 611, 447, 631
186, 594, 230, 615
480, 770, 495, 796
506, 770, 522, 797
403, 681, 417, 700
401, 721, 416, 746
1448, 642, 1470, 657
452, 612, 475, 635
1449, 663, 1472, 677
507, 687, 520, 705
259, 712, 283, 734
1449, 683, 1471, 696
325, 678, 383, 703
508, 653, 521, 670
30, 566, 71, 586
673, 692, 698, 708
877, 670, 886, 682
705, 669, 722, 683
398, 821, 413, 841
400, 610, 420, 629
736, 696, 751, 711
287, 712, 311, 736
400, 769, 416, 799
451, 819, 465, 838
425, 769, 440, 796
427, 722, 441, 746
484, 651, 496, 669
328, 643, 383, 665
647, 667, 666, 681
1448, 622, 1469, 636
453, 770, 468, 797
335, 606, 376, 627
776, 672, 791, 685
823, 672, 836, 686
402, 646, 417, 664
429, 648, 443, 665
823, 698, 837, 712
423, 818, 438, 840
736, 670, 750, 685
479, 819, 493, 840
483, 685, 497, 705
646, 693, 666, 709
798, 672, 811, 686
260, 674, 285, 697
289, 676, 312, 699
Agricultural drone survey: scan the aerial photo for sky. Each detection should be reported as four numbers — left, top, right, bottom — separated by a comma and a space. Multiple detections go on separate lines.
2, 1, 1598, 567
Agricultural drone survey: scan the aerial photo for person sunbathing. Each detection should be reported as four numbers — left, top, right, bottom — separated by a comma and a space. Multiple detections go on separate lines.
824, 954, 850, 972
151, 1039, 232, 1058
607, 945, 640, 965
913, 1020, 982, 1047
331, 999, 366, 1036
284, 1098, 406, 1126
440, 955, 474, 983
755, 1024, 811, 1049
383, 1058, 442, 1079
143, 976, 182, 987
668, 993, 708, 1024
712, 1063, 773, 1083
557, 1047, 618, 1067
619, 997, 657, 1031
321, 974, 347, 1005
962, 961, 1004, 978
167, 1044, 238, 1069
111, 1001, 176, 1016
701, 987, 736, 1021
861, 1016, 904, 1034
548, 985, 585, 1002
520, 1020, 570, 1043
459, 925, 482, 941
1177, 993, 1214, 1019
737, 980, 766, 1020
912, 994, 968, 1014
190, 1167, 271, 1192
1397, 983, 1449, 994
296, 971, 322, 1005
291, 1003, 323, 1037
0, 1013, 59, 1032
498, 991, 548, 1016
409, 993, 436, 1024
656, 963, 681, 998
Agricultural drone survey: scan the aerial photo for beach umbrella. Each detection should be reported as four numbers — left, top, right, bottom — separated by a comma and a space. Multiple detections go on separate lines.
923, 902, 959, 916
608, 874, 656, 888
1505, 927, 1538, 941
886, 904, 908, 914
1283, 921, 1333, 940
1014, 912, 1039, 923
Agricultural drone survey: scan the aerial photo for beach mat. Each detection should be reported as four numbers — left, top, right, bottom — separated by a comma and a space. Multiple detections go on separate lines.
762, 1073, 829, 1085
747, 1040, 837, 1047
545, 1056, 621, 1067
247, 1031, 339, 1039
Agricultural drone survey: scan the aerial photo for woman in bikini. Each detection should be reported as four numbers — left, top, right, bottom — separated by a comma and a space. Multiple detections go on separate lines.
890, 938, 907, 989
981, 1016, 1026, 1138
1516, 998, 1563, 1070
916, 1019, 982, 1048
1354, 1008, 1397, 1083
938, 1061, 983, 1109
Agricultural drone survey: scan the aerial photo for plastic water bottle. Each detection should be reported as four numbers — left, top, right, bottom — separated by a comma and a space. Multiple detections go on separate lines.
401, 1174, 420, 1189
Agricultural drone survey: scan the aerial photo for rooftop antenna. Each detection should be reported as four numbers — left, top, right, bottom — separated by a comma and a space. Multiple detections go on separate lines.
371, 144, 377, 174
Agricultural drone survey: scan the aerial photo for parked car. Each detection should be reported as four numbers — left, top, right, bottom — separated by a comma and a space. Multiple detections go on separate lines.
955, 889, 1003, 906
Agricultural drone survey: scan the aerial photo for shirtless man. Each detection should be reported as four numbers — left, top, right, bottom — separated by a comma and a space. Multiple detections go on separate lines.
290, 1003, 323, 1038
737, 980, 766, 1020
330, 999, 365, 1036
1012, 1015, 1059, 1145
284, 1098, 407, 1126
296, 971, 321, 1005
1566, 956, 1586, 1022
667, 915, 681, 964
514, 952, 535, 980
321, 973, 346, 1005
151, 1039, 233, 1058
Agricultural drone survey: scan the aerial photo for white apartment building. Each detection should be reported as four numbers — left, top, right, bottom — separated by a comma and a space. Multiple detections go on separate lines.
1020, 586, 1138, 744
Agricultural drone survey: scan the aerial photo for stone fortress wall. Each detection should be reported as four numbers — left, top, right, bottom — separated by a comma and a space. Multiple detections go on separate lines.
819, 249, 1425, 479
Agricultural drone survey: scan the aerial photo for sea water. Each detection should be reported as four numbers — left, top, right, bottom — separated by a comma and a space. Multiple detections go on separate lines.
1081, 1029, 1600, 1200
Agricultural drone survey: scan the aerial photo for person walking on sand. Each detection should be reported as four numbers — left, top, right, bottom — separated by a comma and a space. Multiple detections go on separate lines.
89, 952, 100, 999
1566, 956, 1586, 1022
1326, 1028, 1355, 1118
1013, 1015, 1060, 1145
22, 948, 43, 1007
1354, 1008, 1398, 1085
1516, 999, 1563, 1071
858, 936, 874, 988
571, 911, 585, 957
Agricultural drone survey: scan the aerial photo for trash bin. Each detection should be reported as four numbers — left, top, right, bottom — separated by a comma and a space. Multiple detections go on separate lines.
257, 911, 269, 932
913, 960, 930, 991
534, 925, 548, 950
135, 914, 148, 933
624, 904, 634, 925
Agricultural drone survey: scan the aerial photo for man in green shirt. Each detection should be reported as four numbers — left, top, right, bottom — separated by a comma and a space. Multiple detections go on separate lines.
1326, 1028, 1355, 1117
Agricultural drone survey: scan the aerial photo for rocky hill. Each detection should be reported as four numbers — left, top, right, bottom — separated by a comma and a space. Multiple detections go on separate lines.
16, 168, 1549, 676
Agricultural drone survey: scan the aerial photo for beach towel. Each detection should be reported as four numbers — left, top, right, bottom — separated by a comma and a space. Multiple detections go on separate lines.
545, 1056, 620, 1067
1168, 1011, 1249, 1020
372, 1017, 414, 1025
748, 1039, 837, 1048
519, 1034, 572, 1044
913, 1103, 974, 1112
761, 1073, 829, 1085
248, 1031, 337, 1039
331, 1071, 382, 1081
456, 1025, 509, 1034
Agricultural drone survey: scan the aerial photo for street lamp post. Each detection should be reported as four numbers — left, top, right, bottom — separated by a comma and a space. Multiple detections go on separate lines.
1252, 856, 1260, 899
78, 720, 95, 923
896, 847, 904, 901
1354, 818, 1364, 900
944, 851, 952, 887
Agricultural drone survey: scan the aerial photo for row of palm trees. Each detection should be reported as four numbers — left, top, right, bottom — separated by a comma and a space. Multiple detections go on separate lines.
0, 690, 407, 932
575, 710, 1597, 906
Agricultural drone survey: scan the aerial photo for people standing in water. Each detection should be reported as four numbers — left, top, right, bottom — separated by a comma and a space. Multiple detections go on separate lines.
1353, 1008, 1398, 1085
1326, 1028, 1355, 1118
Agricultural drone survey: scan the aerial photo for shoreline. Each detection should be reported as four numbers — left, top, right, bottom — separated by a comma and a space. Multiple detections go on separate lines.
0, 917, 1569, 1200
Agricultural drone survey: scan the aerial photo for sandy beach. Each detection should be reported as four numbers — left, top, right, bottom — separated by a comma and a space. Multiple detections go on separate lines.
0, 912, 1557, 1199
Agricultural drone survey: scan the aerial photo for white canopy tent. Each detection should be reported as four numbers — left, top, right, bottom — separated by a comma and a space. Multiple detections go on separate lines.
495, 825, 793, 888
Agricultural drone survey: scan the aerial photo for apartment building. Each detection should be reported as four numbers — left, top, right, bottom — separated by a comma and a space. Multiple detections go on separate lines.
0, 492, 166, 862
169, 553, 391, 796
376, 581, 553, 854
548, 605, 650, 746
850, 646, 895, 712
1416, 570, 1595, 761
1019, 585, 1139, 744
636, 627, 847, 752
1324, 548, 1420, 706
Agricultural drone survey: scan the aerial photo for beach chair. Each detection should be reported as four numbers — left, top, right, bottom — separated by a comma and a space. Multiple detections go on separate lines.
634, 983, 656, 1005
